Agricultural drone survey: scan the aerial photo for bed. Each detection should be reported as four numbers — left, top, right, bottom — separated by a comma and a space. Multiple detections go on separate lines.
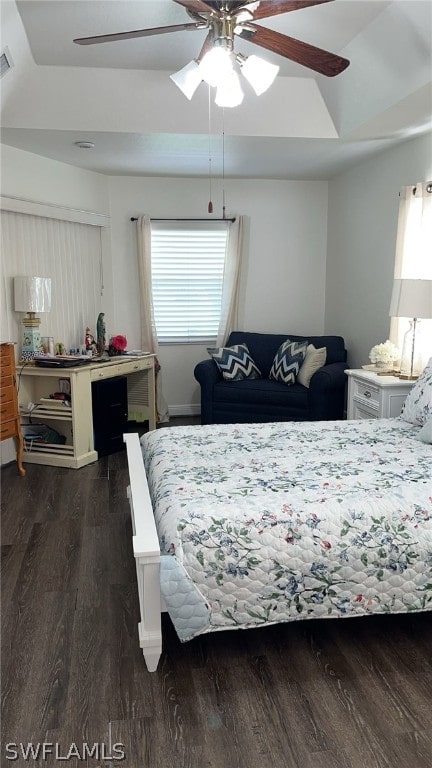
124, 367, 432, 672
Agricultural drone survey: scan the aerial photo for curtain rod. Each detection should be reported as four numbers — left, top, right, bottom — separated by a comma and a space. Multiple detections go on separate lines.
130, 216, 235, 222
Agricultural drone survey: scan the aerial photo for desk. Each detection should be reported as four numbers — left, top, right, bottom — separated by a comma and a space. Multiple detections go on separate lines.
18, 355, 156, 468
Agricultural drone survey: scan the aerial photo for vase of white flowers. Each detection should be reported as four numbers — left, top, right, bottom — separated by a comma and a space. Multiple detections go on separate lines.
369, 340, 399, 369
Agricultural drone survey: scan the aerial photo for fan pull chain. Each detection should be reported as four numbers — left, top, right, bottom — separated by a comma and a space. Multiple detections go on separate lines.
208, 85, 213, 214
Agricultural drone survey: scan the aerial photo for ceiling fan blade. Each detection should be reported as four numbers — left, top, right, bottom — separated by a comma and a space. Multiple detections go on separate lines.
173, 0, 219, 15
238, 24, 349, 76
73, 22, 204, 46
236, 0, 334, 21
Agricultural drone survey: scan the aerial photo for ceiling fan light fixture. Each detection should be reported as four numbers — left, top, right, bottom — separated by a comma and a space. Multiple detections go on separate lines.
199, 46, 233, 88
240, 54, 280, 96
170, 59, 202, 100
215, 70, 244, 108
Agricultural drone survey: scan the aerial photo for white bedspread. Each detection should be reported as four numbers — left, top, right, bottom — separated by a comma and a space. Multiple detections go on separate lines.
141, 418, 432, 641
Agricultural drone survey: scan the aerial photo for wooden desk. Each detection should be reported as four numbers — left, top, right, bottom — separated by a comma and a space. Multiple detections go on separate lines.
0, 343, 26, 476
18, 355, 156, 468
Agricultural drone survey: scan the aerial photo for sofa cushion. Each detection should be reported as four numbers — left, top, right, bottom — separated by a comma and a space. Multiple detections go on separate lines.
269, 340, 308, 385
297, 344, 327, 388
207, 343, 261, 381
213, 378, 309, 409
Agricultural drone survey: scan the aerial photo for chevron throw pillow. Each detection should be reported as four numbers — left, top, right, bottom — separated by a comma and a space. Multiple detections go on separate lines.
269, 340, 308, 385
208, 343, 262, 381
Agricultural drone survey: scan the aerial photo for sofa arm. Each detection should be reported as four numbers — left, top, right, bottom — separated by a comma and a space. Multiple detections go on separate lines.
308, 362, 348, 420
194, 359, 222, 424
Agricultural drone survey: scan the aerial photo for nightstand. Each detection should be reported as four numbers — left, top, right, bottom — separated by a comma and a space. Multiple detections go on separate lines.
346, 369, 413, 420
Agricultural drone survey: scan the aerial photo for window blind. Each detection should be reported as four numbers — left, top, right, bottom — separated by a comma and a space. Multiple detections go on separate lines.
1, 210, 103, 350
151, 221, 228, 343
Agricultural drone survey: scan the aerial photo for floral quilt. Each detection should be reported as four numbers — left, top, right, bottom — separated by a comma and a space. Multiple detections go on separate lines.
140, 418, 432, 641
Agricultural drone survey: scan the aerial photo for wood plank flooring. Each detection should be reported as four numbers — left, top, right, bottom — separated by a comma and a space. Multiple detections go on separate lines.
2, 424, 432, 768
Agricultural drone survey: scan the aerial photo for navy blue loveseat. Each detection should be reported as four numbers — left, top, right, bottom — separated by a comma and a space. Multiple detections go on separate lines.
194, 331, 348, 425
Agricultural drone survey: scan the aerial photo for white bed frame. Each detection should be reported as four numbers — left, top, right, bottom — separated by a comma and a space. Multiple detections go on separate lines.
124, 432, 164, 672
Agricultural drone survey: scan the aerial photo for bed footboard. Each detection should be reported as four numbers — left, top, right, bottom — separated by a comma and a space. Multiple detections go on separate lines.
124, 432, 161, 672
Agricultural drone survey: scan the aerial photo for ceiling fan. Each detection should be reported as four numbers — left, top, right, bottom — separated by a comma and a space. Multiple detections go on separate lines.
73, 0, 350, 79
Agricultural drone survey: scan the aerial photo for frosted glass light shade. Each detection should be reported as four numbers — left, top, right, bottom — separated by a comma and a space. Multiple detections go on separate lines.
170, 60, 202, 100
240, 54, 279, 95
199, 47, 233, 88
215, 70, 244, 108
14, 276, 52, 314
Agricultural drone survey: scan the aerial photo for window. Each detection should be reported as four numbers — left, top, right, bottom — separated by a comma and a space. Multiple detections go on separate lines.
151, 221, 228, 343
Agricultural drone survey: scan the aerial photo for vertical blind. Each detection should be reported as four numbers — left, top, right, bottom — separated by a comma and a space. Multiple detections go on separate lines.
151, 221, 228, 343
1, 210, 103, 351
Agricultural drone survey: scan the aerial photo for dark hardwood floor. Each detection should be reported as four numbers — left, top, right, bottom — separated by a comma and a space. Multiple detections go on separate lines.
2, 419, 432, 768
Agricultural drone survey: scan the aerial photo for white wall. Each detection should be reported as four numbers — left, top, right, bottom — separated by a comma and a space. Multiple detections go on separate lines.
108, 176, 328, 412
325, 132, 432, 369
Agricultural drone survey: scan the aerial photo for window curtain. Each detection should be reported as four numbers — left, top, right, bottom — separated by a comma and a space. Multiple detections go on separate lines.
390, 182, 432, 365
217, 215, 244, 346
136, 215, 169, 423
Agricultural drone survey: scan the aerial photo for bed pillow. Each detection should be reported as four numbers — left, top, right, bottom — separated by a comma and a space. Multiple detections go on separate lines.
297, 344, 327, 388
269, 340, 308, 385
416, 417, 432, 444
400, 357, 432, 426
207, 343, 261, 381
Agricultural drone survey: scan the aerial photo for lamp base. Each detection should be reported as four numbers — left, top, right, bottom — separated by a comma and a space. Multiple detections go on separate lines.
21, 322, 43, 361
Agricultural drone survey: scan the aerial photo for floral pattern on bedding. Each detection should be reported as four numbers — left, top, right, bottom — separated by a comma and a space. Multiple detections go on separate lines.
141, 418, 432, 640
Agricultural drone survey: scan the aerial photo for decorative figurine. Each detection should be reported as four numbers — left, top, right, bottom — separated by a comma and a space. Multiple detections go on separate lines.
85, 327, 98, 356
96, 312, 106, 356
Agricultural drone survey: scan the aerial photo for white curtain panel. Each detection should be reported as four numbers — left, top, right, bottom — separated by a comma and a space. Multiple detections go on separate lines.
390, 182, 432, 366
136, 215, 169, 423
217, 215, 244, 346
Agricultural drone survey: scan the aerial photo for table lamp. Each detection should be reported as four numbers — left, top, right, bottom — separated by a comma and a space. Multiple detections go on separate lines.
389, 278, 432, 379
14, 276, 52, 361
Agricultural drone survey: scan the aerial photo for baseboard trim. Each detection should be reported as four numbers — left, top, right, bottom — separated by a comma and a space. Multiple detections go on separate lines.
168, 404, 201, 417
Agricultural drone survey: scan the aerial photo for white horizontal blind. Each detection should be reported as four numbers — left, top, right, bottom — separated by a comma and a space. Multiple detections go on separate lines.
151, 221, 228, 343
1, 210, 103, 351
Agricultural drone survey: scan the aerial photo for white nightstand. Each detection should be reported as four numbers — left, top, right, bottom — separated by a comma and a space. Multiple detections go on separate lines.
346, 369, 413, 420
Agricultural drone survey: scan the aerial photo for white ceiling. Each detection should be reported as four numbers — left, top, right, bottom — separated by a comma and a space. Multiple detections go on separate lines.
1, 0, 431, 179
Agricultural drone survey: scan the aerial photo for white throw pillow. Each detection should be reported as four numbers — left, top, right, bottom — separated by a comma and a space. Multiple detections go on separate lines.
297, 344, 327, 388
415, 417, 432, 444
400, 357, 432, 426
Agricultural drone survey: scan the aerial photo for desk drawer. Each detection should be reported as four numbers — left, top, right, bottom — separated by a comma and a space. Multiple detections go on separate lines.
0, 384, 14, 404
0, 400, 16, 422
90, 358, 148, 381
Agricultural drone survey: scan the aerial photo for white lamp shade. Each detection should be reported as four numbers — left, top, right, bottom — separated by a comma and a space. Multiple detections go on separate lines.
199, 47, 233, 88
240, 54, 279, 95
215, 70, 244, 108
389, 278, 432, 319
14, 276, 52, 313
170, 60, 202, 100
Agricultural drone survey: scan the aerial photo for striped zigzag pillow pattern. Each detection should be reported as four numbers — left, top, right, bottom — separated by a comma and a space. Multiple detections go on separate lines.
269, 340, 308, 385
208, 343, 262, 381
